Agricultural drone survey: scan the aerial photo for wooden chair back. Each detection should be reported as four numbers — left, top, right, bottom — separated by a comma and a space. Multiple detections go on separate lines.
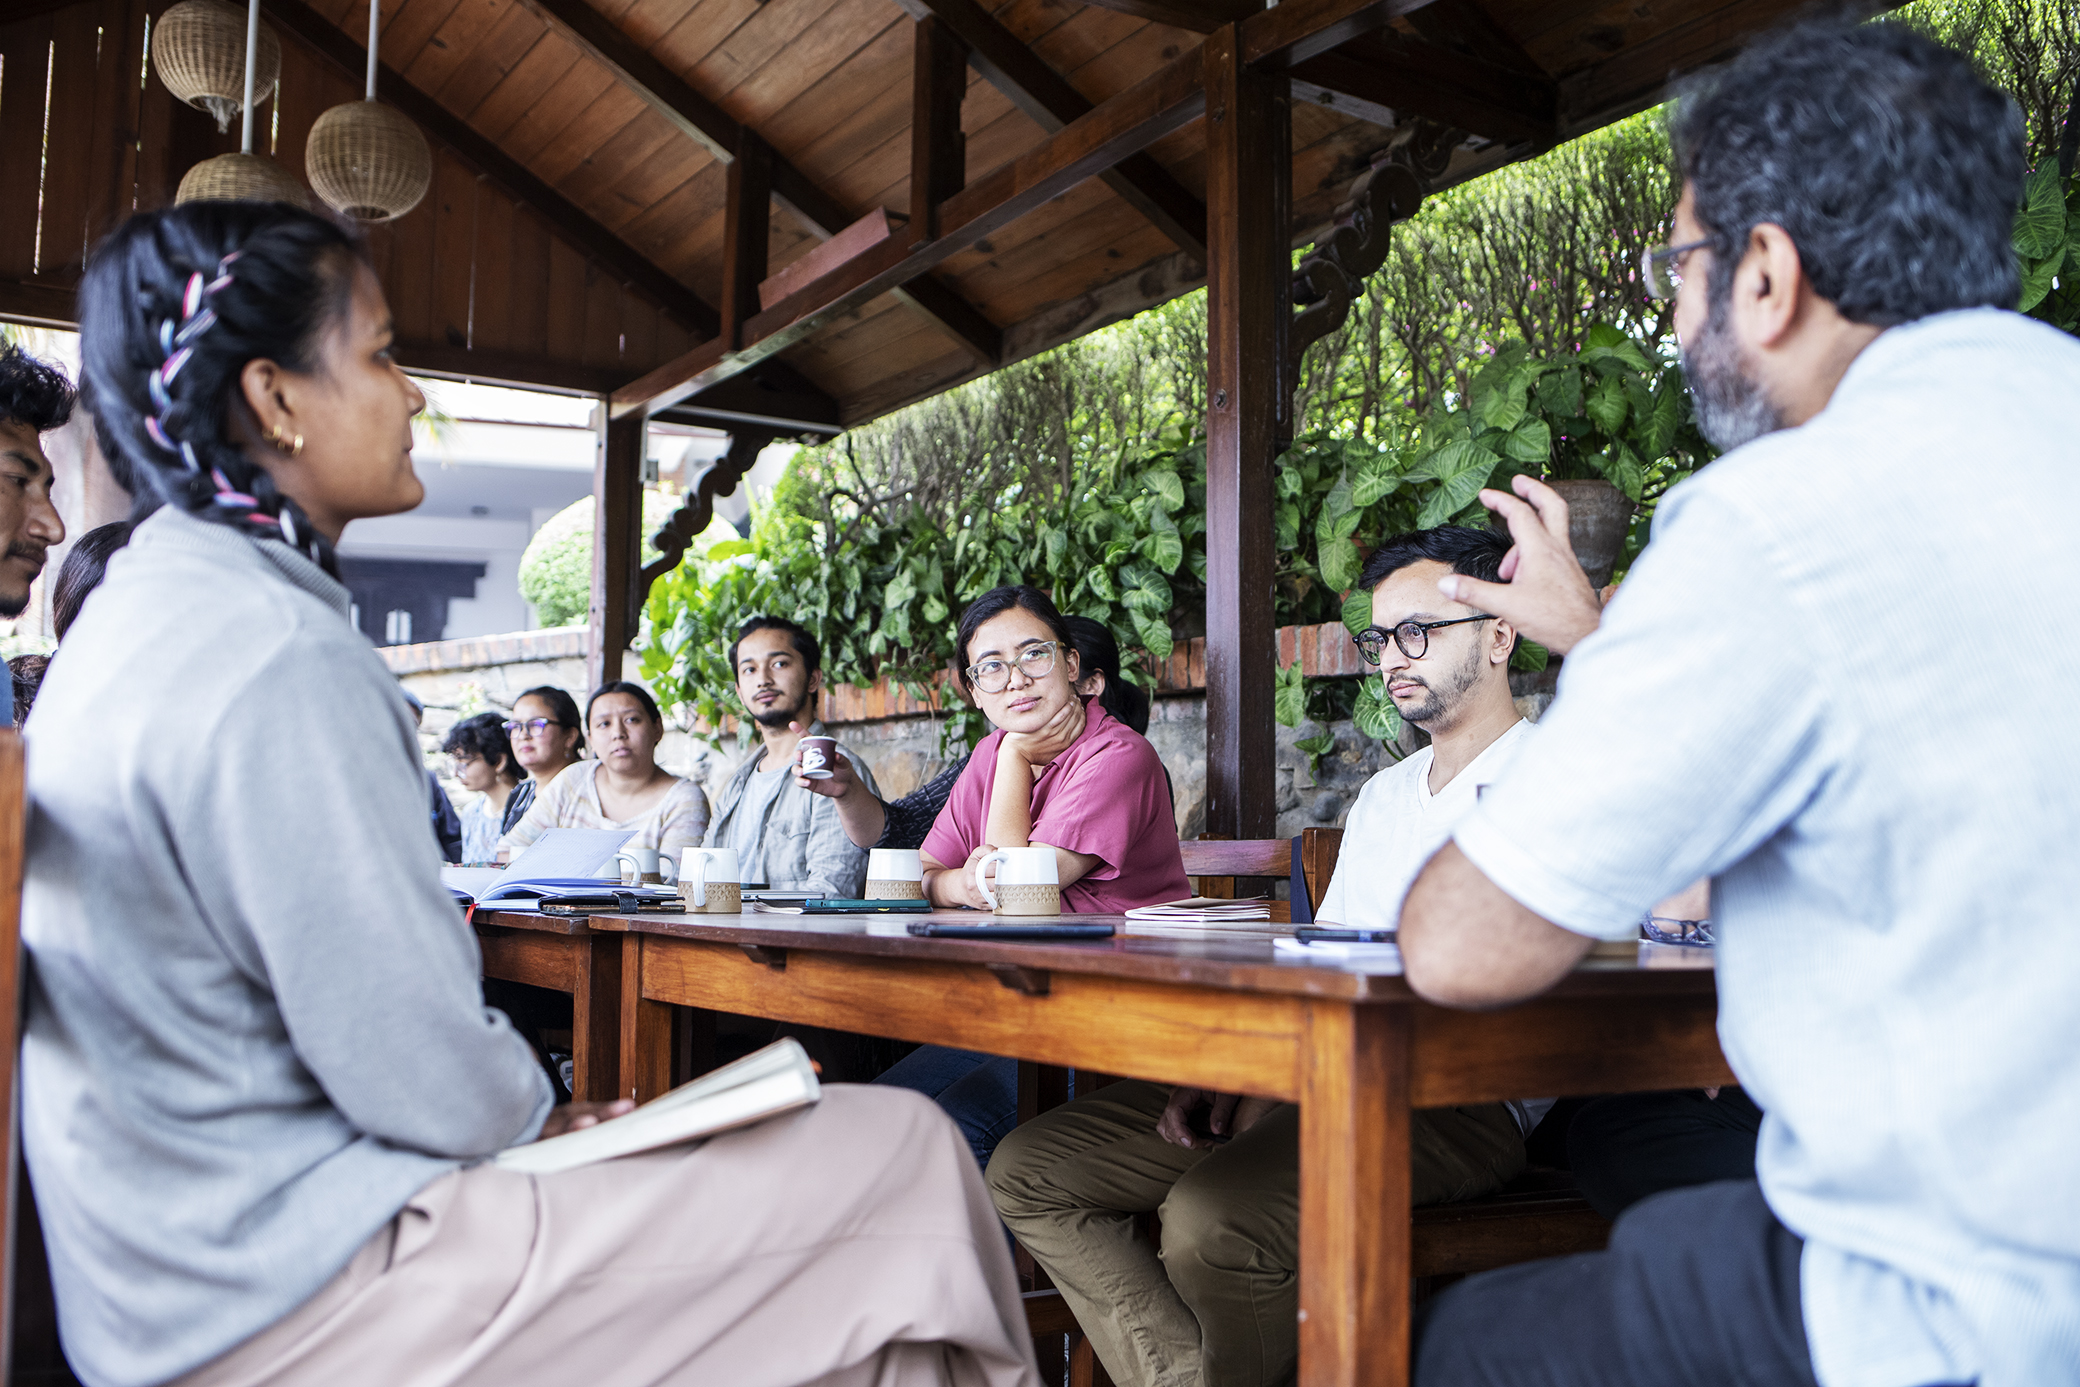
1180, 829, 1344, 921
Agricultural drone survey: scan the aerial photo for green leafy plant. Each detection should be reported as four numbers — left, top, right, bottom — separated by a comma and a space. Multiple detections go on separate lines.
2015, 162, 2080, 331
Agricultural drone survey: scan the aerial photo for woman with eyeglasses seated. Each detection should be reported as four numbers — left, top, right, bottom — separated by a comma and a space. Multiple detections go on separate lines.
809, 612, 1157, 853
443, 712, 524, 865
499, 680, 709, 866
875, 587, 1189, 1168
496, 685, 585, 845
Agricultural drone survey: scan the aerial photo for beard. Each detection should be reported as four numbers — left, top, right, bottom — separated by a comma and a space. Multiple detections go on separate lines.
1388, 636, 1484, 728
0, 543, 46, 618
1681, 294, 1785, 453
751, 692, 810, 729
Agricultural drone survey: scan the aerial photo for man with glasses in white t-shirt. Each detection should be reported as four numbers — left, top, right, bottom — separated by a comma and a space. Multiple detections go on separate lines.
987, 524, 1534, 1387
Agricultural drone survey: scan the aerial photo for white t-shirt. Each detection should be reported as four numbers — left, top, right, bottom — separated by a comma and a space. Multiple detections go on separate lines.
1316, 717, 1551, 1136
1316, 717, 1534, 933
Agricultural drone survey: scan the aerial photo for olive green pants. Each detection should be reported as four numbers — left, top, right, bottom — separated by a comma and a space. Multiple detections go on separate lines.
986, 1080, 1525, 1387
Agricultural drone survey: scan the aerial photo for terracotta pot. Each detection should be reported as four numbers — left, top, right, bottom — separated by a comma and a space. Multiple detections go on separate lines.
1546, 478, 1634, 590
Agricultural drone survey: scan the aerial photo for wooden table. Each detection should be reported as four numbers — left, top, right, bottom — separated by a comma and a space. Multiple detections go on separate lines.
583, 908, 1732, 1387
474, 911, 625, 1102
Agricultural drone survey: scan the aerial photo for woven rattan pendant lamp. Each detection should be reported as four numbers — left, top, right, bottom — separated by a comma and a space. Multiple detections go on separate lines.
152, 0, 279, 134
305, 0, 431, 222
174, 0, 310, 207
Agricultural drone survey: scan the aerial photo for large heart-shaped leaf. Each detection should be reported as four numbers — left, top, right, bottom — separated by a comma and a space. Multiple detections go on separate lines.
1501, 417, 1551, 464
1416, 440, 1501, 527
1352, 462, 1401, 506
1274, 660, 1305, 728
1353, 675, 1402, 743
1341, 587, 1372, 634
1320, 536, 1362, 593
1145, 468, 1185, 511
1585, 375, 1629, 436
2019, 251, 2060, 312
1133, 609, 1174, 663
2014, 163, 2067, 261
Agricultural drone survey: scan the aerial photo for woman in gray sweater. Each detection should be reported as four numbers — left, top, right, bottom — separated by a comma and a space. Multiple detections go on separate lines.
31, 203, 1032, 1387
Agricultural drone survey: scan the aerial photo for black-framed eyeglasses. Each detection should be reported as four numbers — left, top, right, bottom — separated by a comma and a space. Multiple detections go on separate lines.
1641, 237, 1710, 300
1353, 616, 1496, 664
967, 641, 1059, 694
501, 717, 564, 737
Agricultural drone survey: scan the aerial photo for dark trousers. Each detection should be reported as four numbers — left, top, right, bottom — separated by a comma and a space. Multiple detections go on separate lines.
1566, 1086, 1764, 1219
1414, 1180, 1817, 1387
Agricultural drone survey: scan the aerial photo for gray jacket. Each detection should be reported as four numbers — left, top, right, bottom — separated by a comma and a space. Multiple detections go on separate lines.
22, 509, 551, 1387
706, 722, 878, 897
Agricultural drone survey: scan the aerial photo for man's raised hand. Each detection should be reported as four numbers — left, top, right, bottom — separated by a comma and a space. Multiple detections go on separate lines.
1436, 474, 1605, 657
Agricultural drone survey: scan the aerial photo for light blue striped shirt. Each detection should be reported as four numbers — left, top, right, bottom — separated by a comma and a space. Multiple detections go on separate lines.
1456, 309, 2080, 1387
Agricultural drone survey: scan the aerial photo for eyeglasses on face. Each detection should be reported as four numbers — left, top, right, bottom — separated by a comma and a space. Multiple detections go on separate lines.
1352, 615, 1497, 664
1641, 237, 1710, 300
967, 640, 1060, 694
501, 718, 564, 737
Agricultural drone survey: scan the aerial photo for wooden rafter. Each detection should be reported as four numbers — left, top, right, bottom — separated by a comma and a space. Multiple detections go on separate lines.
613, 44, 1210, 416
911, 16, 968, 241
892, 0, 1210, 266
509, 0, 999, 369
721, 132, 772, 351
1292, 31, 1555, 143
1063, 0, 1263, 35
262, 0, 720, 337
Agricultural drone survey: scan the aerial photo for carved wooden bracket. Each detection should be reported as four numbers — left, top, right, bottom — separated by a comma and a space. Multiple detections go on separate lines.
1288, 123, 1462, 385
637, 425, 787, 607
740, 943, 788, 970
988, 963, 1051, 996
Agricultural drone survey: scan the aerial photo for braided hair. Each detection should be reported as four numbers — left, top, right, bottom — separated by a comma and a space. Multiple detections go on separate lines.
79, 202, 367, 575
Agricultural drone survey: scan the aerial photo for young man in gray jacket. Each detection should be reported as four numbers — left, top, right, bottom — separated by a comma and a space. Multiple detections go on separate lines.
706, 615, 877, 897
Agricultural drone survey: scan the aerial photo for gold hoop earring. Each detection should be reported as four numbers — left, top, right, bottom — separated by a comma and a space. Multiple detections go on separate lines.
266, 423, 304, 458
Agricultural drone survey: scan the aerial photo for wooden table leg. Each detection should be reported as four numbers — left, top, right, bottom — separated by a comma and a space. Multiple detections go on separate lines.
1299, 1000, 1410, 1387
568, 932, 624, 1102
618, 934, 674, 1103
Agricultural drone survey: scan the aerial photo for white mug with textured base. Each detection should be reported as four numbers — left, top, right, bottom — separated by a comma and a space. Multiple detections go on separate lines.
615, 846, 678, 887
679, 846, 742, 913
866, 847, 925, 900
976, 845, 1060, 917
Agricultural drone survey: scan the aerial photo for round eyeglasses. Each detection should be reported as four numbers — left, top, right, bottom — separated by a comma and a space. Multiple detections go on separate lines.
501, 717, 562, 737
1641, 237, 1710, 300
967, 641, 1059, 694
1352, 615, 1496, 664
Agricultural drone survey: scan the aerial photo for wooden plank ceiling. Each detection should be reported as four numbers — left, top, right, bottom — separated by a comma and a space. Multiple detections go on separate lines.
0, 0, 1832, 425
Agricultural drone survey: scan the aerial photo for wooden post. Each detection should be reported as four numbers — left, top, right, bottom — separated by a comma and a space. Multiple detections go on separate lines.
721, 130, 772, 349
911, 15, 968, 239
1201, 24, 1289, 839
588, 404, 645, 689
1299, 1000, 1408, 1387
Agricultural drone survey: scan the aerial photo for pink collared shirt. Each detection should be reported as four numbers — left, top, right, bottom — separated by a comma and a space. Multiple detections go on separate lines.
922, 699, 1189, 913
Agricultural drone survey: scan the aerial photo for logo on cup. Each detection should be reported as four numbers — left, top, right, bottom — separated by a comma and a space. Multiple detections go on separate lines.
797, 735, 837, 780
801, 747, 827, 771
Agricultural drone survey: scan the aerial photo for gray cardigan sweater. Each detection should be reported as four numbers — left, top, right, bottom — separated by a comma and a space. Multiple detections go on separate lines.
21, 509, 552, 1387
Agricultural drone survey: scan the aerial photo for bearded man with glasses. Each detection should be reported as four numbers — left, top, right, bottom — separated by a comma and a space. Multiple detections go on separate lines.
1398, 18, 2079, 1387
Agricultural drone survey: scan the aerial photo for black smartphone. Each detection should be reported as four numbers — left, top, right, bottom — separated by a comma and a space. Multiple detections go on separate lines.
906, 923, 1116, 940
1293, 927, 1396, 943
799, 899, 934, 913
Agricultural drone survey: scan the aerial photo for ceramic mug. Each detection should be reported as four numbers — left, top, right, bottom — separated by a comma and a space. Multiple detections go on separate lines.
797, 735, 839, 780
615, 846, 678, 887
866, 847, 924, 900
977, 845, 1060, 917
679, 846, 742, 913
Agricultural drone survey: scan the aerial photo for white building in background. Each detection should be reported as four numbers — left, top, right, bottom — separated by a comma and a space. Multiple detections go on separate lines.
328, 381, 769, 647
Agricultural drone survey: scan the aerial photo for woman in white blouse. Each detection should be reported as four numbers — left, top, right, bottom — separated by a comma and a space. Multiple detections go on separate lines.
498, 680, 709, 863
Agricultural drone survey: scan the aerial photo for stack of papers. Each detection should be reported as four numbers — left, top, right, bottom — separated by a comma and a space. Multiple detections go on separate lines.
1125, 897, 1274, 924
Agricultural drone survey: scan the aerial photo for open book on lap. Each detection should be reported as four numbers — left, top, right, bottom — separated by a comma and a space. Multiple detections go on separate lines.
495, 1038, 822, 1175
443, 828, 678, 908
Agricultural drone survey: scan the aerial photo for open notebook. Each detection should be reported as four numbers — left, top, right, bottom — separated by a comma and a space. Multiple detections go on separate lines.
443, 828, 674, 908
495, 1038, 822, 1175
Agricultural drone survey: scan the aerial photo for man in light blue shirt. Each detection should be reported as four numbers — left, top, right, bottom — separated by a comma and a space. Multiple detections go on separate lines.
1400, 18, 2079, 1387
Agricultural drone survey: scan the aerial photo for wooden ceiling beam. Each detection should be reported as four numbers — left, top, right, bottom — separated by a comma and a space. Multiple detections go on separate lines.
1065, 0, 1263, 35
1400, 0, 1544, 76
511, 0, 998, 372
263, 0, 720, 338
613, 43, 1209, 417
1238, 0, 1438, 70
1292, 31, 1555, 143
893, 0, 1209, 266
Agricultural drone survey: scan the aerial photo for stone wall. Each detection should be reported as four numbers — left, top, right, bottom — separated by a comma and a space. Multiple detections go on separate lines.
382, 626, 1554, 837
